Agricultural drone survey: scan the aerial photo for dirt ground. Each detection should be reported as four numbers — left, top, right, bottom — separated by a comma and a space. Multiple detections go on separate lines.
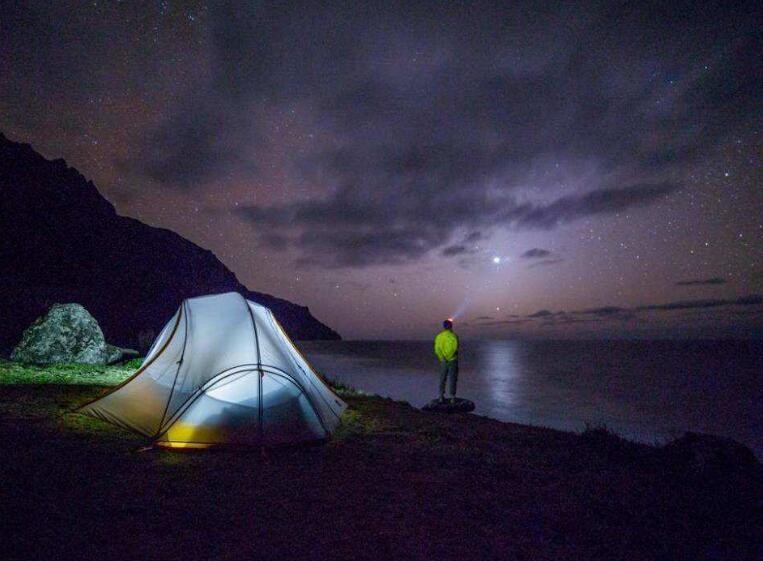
0, 384, 760, 561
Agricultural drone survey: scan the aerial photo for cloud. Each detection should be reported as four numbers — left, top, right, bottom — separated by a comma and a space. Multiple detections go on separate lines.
239, 183, 676, 267
467, 294, 763, 331
521, 248, 551, 258
288, 228, 443, 268
527, 309, 555, 318
258, 232, 289, 250
541, 295, 763, 323
441, 245, 468, 257
527, 258, 564, 269
510, 183, 678, 229
540, 315, 599, 327
636, 294, 762, 312
128, 104, 257, 188
579, 306, 627, 316
676, 277, 726, 286
440, 231, 484, 259
458, 291, 763, 336
117, 2, 758, 267
463, 231, 484, 244
577, 306, 635, 321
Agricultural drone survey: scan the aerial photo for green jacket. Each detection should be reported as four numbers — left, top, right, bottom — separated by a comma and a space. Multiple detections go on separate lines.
434, 329, 459, 362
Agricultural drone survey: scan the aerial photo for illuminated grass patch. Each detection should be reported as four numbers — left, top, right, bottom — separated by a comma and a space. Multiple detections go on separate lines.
0, 358, 141, 385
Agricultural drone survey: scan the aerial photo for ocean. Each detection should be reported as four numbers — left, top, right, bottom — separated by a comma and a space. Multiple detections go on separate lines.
300, 339, 763, 458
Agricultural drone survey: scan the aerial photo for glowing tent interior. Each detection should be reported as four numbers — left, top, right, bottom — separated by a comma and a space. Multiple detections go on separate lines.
80, 292, 346, 448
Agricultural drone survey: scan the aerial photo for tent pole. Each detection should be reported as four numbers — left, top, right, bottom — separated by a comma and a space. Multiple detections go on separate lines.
156, 300, 189, 437
240, 294, 264, 443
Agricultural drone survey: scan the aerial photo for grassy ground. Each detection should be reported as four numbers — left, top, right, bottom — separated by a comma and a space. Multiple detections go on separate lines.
0, 362, 760, 561
0, 358, 143, 385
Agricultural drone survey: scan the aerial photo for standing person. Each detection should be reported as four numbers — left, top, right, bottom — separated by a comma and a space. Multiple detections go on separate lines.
434, 319, 459, 403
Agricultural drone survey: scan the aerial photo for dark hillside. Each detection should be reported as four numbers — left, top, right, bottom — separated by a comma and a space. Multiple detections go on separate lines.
0, 133, 339, 352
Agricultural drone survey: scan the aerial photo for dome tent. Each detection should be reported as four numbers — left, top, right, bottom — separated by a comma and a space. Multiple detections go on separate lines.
80, 293, 346, 448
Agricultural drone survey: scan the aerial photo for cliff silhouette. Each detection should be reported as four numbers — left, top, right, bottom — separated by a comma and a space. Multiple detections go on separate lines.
0, 133, 339, 353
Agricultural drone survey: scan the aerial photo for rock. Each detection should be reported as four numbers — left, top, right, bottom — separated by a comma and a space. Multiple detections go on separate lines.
10, 303, 129, 365
662, 432, 760, 477
422, 397, 476, 413
113, 346, 140, 362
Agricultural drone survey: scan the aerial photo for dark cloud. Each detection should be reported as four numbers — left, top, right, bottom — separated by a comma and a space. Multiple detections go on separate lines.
577, 306, 635, 321
676, 277, 726, 286
123, 102, 256, 188
520, 295, 763, 325
470, 295, 763, 332
258, 232, 290, 251
287, 228, 443, 268
580, 306, 627, 316
441, 232, 483, 258
521, 248, 551, 259
239, 183, 676, 267
527, 309, 555, 318
121, 1, 756, 266
511, 183, 678, 229
541, 315, 598, 327
463, 231, 483, 243
527, 258, 564, 269
521, 310, 602, 327
441, 245, 468, 257
636, 294, 762, 312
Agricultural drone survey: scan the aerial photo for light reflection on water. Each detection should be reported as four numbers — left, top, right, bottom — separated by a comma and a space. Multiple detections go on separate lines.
300, 339, 763, 457
477, 340, 520, 413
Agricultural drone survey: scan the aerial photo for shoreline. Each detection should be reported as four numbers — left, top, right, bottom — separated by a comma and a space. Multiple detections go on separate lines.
300, 338, 763, 460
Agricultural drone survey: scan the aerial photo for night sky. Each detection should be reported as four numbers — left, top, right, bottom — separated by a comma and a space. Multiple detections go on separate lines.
2, 1, 761, 339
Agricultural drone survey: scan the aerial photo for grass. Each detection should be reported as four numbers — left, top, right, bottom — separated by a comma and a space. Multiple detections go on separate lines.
320, 374, 371, 397
0, 361, 760, 561
0, 357, 141, 385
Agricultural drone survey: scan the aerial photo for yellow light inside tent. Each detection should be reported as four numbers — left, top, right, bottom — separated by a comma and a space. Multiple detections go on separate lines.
157, 421, 220, 449
156, 441, 212, 449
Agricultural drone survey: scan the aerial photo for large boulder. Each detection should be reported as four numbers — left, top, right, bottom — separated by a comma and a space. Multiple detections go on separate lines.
11, 303, 126, 365
661, 432, 760, 478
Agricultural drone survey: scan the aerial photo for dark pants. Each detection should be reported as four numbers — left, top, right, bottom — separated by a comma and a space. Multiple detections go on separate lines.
439, 360, 458, 398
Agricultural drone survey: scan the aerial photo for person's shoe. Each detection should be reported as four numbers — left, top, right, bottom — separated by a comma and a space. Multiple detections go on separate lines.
438, 396, 445, 403
449, 397, 457, 404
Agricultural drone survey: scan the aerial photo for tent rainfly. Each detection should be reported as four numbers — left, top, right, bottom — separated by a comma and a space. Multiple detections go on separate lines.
80, 292, 346, 448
